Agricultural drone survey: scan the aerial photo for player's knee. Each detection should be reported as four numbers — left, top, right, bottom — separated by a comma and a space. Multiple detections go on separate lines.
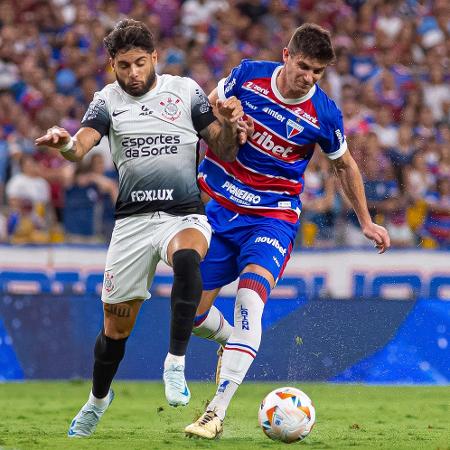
94, 329, 127, 365
172, 249, 201, 276
172, 249, 202, 300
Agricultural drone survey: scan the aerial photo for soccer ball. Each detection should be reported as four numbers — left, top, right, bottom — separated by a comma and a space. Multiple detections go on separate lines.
258, 387, 315, 443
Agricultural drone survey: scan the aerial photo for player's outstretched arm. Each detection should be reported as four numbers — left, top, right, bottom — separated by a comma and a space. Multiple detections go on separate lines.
35, 126, 101, 162
200, 96, 243, 162
330, 150, 391, 253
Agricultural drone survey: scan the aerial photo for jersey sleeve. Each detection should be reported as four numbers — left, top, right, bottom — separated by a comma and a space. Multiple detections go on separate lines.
217, 59, 250, 100
188, 78, 216, 133
80, 91, 110, 137
317, 99, 347, 160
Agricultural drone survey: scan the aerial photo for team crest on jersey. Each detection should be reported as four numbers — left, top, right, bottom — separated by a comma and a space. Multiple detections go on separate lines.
160, 97, 182, 121
103, 271, 114, 293
286, 119, 304, 139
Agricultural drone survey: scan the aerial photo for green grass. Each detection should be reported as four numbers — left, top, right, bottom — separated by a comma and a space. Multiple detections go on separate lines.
0, 382, 449, 450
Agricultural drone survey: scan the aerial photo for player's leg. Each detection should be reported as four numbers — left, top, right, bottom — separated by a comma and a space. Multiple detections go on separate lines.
192, 289, 227, 385
161, 214, 211, 406
186, 264, 274, 439
69, 215, 156, 437
191, 232, 239, 347
186, 220, 295, 438
68, 299, 143, 438
192, 288, 231, 346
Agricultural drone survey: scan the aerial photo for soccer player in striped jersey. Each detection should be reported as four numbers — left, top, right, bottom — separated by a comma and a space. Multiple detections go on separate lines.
185, 23, 391, 439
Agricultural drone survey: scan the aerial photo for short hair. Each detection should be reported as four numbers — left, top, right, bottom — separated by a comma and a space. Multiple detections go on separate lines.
104, 19, 155, 59
287, 23, 335, 63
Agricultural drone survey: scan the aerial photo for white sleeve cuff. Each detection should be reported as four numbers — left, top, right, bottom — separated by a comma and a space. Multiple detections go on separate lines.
325, 140, 348, 160
217, 78, 227, 100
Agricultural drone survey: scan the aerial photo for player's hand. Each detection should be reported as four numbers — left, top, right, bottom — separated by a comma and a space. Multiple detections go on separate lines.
237, 115, 254, 145
35, 126, 71, 149
362, 222, 391, 254
216, 96, 244, 124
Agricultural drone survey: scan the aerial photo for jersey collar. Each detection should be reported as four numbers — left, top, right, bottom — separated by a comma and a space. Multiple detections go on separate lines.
271, 65, 316, 104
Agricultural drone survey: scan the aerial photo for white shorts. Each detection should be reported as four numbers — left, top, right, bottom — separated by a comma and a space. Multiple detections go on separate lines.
101, 212, 211, 304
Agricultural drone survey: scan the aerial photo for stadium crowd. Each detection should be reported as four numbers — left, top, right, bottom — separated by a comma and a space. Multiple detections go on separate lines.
0, 0, 448, 248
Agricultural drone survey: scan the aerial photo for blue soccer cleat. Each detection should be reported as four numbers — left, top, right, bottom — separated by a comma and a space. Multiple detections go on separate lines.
67, 389, 114, 437
163, 363, 191, 407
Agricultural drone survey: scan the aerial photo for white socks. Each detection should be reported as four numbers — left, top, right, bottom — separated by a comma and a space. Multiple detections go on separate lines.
195, 273, 270, 420
164, 353, 185, 369
220, 287, 264, 384
207, 379, 239, 421
207, 278, 268, 419
192, 305, 232, 346
89, 390, 110, 408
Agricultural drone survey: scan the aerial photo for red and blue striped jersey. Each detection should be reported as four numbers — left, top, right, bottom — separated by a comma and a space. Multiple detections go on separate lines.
198, 59, 347, 224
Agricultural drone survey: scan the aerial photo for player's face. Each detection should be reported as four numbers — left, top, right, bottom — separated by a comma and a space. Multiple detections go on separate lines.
112, 48, 157, 97
281, 48, 327, 97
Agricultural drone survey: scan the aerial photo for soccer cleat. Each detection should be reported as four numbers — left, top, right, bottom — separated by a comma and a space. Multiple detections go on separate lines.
185, 410, 223, 439
163, 363, 191, 407
215, 345, 224, 385
67, 389, 114, 438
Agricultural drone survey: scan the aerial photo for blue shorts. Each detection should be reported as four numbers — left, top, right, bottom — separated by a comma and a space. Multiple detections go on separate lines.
201, 200, 299, 290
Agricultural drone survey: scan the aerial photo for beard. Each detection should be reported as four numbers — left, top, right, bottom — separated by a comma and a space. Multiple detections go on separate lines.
116, 69, 156, 97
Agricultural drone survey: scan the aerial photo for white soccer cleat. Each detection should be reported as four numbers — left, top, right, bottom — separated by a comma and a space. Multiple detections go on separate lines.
163, 363, 191, 407
185, 410, 223, 439
67, 389, 114, 438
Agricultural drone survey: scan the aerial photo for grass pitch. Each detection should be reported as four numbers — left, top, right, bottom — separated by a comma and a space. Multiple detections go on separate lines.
0, 381, 449, 450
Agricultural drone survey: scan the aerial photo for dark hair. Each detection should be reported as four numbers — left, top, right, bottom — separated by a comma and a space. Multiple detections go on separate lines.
288, 23, 335, 63
103, 19, 155, 58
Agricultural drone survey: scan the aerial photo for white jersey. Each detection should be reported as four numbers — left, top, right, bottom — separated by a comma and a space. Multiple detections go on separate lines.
81, 74, 216, 218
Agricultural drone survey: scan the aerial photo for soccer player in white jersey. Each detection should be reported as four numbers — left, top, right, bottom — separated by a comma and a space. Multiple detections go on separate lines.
35, 19, 244, 438
185, 24, 391, 439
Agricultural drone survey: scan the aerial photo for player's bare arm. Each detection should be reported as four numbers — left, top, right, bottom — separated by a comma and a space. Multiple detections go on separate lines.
200, 96, 243, 162
35, 126, 101, 162
330, 150, 391, 253
209, 88, 254, 146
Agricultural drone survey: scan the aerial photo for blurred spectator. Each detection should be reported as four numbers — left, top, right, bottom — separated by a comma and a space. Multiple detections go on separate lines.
420, 177, 450, 248
5, 154, 51, 243
63, 156, 118, 243
300, 154, 336, 248
422, 65, 450, 123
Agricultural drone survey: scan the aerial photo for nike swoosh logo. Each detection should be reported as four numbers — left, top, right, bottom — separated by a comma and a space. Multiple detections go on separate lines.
112, 109, 129, 117
182, 386, 189, 396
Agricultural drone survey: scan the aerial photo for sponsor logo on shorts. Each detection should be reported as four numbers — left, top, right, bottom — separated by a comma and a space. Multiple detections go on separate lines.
255, 236, 287, 256
103, 271, 114, 293
222, 181, 261, 205
131, 189, 174, 202
240, 305, 250, 330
